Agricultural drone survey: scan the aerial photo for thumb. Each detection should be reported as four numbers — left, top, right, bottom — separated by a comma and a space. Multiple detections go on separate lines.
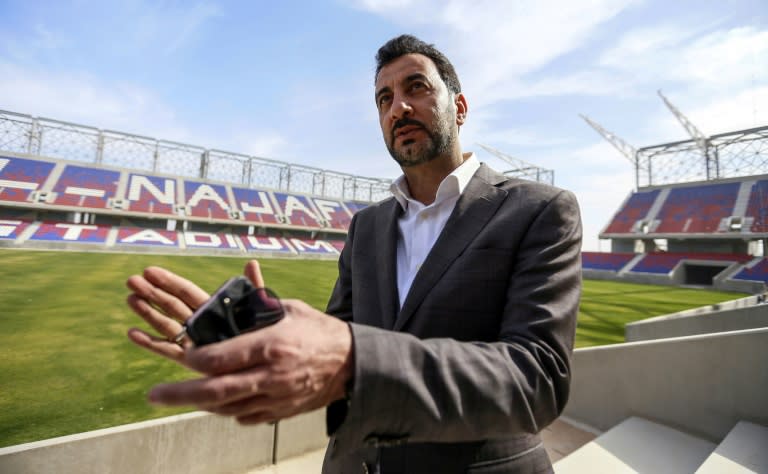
244, 259, 266, 288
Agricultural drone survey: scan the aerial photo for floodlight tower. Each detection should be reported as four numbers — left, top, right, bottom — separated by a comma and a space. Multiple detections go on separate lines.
476, 143, 554, 184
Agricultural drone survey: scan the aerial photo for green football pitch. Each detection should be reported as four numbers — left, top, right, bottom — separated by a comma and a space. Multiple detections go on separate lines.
0, 249, 745, 447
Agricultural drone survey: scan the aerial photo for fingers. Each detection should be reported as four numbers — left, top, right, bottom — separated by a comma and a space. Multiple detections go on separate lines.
147, 366, 319, 422
244, 260, 266, 288
127, 327, 187, 363
142, 266, 210, 312
148, 367, 279, 407
183, 326, 289, 374
126, 294, 186, 340
125, 266, 208, 363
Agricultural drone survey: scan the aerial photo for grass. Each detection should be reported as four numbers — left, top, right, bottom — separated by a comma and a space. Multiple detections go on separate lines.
575, 280, 742, 347
0, 249, 746, 447
0, 249, 339, 448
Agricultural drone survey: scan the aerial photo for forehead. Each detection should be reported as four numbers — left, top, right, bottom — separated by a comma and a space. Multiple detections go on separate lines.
375, 53, 442, 89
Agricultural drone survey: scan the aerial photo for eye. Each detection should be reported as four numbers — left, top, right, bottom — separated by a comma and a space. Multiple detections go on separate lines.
409, 82, 426, 92
377, 94, 392, 109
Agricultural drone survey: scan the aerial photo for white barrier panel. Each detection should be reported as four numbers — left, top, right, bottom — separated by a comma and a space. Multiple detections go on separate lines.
625, 293, 768, 342
563, 327, 768, 441
0, 412, 273, 474
274, 410, 328, 463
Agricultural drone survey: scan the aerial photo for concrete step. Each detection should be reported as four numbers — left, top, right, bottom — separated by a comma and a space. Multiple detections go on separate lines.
695, 421, 768, 473
553, 416, 716, 473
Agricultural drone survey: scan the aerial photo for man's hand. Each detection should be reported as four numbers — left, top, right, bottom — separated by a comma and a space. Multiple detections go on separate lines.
126, 264, 210, 365
125, 260, 354, 424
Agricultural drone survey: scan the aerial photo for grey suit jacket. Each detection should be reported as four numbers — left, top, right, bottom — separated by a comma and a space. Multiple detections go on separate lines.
322, 164, 582, 473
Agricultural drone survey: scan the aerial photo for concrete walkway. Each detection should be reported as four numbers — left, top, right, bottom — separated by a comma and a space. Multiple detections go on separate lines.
542, 417, 599, 462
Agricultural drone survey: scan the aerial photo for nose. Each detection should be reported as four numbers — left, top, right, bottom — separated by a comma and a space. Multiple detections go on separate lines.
390, 95, 413, 121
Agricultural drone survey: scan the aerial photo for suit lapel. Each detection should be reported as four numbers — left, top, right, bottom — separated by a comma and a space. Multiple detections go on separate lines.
375, 198, 402, 329
394, 165, 509, 331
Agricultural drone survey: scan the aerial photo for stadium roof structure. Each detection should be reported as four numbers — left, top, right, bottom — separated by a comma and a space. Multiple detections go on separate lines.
581, 92, 768, 189
0, 109, 393, 203
636, 125, 768, 188
0, 109, 558, 203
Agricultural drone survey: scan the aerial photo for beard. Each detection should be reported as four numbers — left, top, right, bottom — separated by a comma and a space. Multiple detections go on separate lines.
386, 108, 455, 168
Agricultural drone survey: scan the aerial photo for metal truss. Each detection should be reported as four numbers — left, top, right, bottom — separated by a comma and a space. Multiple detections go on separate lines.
477, 143, 554, 185
582, 91, 768, 188
0, 109, 392, 202
637, 125, 768, 187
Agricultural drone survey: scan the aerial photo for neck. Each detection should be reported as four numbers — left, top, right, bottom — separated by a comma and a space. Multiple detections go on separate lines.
402, 151, 467, 205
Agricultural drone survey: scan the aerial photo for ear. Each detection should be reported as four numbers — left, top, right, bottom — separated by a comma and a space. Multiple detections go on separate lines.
455, 93, 468, 126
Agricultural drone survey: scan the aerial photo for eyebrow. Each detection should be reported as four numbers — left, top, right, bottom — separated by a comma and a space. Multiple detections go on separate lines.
375, 72, 433, 102
375, 86, 391, 103
404, 72, 430, 84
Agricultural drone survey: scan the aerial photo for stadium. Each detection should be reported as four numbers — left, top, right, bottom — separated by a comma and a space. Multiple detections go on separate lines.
0, 106, 766, 473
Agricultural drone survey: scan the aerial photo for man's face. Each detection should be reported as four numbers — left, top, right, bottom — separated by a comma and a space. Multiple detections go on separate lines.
374, 54, 463, 167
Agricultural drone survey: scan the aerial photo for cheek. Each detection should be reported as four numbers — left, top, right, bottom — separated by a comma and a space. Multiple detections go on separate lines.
379, 121, 391, 139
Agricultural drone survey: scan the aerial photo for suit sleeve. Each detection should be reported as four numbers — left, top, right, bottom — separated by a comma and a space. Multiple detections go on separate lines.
326, 212, 357, 322
327, 189, 582, 454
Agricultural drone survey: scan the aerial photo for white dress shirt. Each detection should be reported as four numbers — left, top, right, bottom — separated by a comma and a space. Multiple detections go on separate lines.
390, 153, 480, 308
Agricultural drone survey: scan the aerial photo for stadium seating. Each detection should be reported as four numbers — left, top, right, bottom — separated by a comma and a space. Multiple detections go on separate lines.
731, 258, 768, 283
654, 183, 740, 234
273, 192, 324, 229
240, 235, 294, 253
582, 252, 636, 271
231, 187, 280, 225
0, 219, 31, 240
0, 156, 55, 203
328, 239, 345, 253
51, 165, 120, 209
125, 173, 176, 215
115, 227, 180, 247
182, 230, 242, 250
183, 181, 232, 220
311, 197, 351, 230
746, 180, 768, 233
0, 216, 342, 257
602, 190, 660, 234
29, 221, 110, 244
286, 238, 338, 255
629, 252, 753, 274
3, 155, 766, 286
0, 156, 355, 231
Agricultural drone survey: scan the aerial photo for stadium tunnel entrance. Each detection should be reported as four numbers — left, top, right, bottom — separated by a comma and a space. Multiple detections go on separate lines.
679, 262, 732, 286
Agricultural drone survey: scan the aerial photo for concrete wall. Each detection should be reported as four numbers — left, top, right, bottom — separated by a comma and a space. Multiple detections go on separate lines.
0, 409, 328, 474
274, 409, 328, 462
626, 293, 768, 341
563, 327, 768, 442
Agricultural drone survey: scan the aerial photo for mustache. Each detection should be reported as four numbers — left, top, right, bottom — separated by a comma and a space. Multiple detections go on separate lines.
392, 118, 427, 141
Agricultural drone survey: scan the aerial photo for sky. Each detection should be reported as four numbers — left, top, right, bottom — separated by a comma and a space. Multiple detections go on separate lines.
0, 0, 766, 251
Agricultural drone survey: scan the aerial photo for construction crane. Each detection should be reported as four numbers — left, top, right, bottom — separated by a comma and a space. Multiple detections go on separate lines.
657, 89, 709, 157
579, 114, 637, 165
476, 143, 554, 184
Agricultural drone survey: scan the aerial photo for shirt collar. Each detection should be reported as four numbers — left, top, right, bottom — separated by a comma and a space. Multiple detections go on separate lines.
390, 153, 480, 211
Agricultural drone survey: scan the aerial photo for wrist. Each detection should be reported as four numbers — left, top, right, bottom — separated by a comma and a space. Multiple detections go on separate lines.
330, 322, 354, 403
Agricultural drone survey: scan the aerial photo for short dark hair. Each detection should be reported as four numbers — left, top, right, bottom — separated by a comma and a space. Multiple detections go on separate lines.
375, 34, 461, 94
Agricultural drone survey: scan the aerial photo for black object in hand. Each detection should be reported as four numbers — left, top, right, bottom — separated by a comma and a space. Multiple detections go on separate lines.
183, 276, 284, 346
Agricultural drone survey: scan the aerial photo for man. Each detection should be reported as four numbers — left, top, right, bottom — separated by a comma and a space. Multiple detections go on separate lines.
127, 35, 582, 473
